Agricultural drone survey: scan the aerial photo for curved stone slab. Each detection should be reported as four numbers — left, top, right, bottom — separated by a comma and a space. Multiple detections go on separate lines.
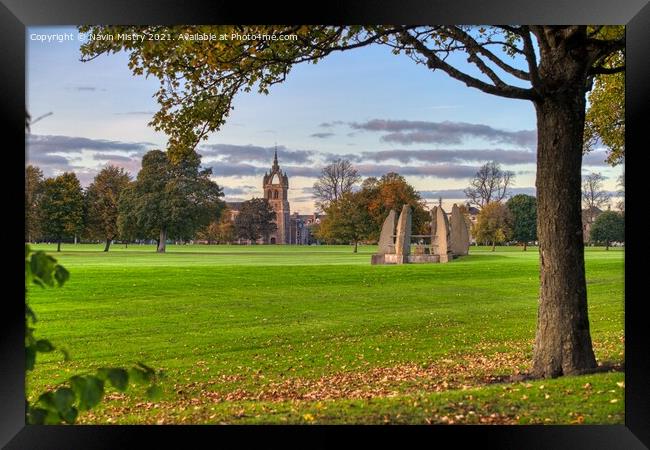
395, 205, 412, 259
377, 209, 396, 255
450, 203, 470, 256
432, 205, 451, 262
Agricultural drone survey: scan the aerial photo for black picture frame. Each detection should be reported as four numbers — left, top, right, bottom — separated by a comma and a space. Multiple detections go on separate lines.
1, 0, 648, 448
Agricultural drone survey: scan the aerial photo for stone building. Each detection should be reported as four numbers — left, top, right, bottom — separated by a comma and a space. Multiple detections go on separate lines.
224, 150, 321, 245
263, 150, 291, 244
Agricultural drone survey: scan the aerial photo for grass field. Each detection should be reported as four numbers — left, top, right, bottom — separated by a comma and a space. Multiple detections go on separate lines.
26, 243, 625, 424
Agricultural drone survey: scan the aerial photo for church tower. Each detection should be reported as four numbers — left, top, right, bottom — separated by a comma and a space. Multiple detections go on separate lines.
262, 148, 291, 244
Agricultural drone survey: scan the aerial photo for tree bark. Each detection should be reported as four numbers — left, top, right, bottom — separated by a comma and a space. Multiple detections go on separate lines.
523, 241, 528, 251
57, 239, 61, 252
353, 241, 358, 253
491, 241, 495, 252
104, 238, 111, 252
532, 87, 597, 378
606, 241, 610, 251
157, 228, 167, 253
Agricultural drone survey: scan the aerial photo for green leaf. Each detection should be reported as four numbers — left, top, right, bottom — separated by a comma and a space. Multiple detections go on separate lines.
53, 387, 76, 413
146, 385, 163, 401
70, 375, 105, 411
36, 339, 55, 353
54, 265, 70, 286
36, 391, 57, 411
27, 407, 48, 425
128, 367, 150, 384
26, 346, 36, 371
136, 361, 155, 375
107, 368, 129, 391
30, 252, 56, 287
61, 406, 78, 424
25, 305, 37, 324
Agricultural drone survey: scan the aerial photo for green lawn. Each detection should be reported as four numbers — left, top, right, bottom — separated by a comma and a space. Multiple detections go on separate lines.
26, 243, 624, 424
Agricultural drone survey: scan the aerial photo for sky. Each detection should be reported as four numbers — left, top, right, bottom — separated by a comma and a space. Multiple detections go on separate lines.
26, 26, 624, 214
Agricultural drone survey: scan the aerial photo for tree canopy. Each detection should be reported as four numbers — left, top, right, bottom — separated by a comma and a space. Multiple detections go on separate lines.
316, 191, 374, 253
85, 165, 132, 252
25, 165, 44, 242
464, 161, 515, 209
506, 194, 537, 250
39, 172, 85, 252
583, 26, 625, 166
118, 150, 224, 252
359, 172, 430, 238
589, 210, 624, 250
312, 158, 361, 211
233, 198, 277, 243
472, 201, 513, 251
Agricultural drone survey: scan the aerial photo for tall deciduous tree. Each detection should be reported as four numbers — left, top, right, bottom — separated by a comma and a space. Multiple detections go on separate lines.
589, 210, 624, 250
359, 172, 430, 238
312, 158, 361, 210
616, 172, 624, 214
118, 150, 224, 252
464, 161, 515, 209
583, 27, 624, 166
25, 165, 44, 243
79, 24, 625, 378
582, 172, 611, 225
316, 191, 374, 253
197, 211, 236, 244
40, 172, 84, 252
85, 165, 131, 252
472, 202, 513, 251
506, 194, 537, 251
233, 198, 277, 243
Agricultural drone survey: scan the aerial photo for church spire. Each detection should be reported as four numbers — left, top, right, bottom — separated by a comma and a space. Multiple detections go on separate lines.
272, 144, 279, 170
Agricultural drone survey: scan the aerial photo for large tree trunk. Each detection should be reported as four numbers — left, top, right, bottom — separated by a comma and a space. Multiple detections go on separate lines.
157, 228, 167, 253
353, 241, 358, 253
104, 238, 111, 252
56, 239, 61, 252
532, 87, 597, 378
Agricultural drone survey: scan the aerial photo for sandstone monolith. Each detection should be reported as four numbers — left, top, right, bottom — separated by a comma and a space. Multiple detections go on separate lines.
377, 209, 396, 255
450, 204, 470, 256
395, 205, 412, 261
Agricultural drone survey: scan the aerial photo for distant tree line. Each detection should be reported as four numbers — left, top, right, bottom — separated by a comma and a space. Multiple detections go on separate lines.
25, 149, 291, 252
26, 149, 232, 252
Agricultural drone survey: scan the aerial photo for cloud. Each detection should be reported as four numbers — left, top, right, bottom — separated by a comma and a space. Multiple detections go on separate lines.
319, 120, 346, 128
27, 134, 156, 155
419, 186, 537, 200
69, 86, 106, 92
310, 132, 335, 139
222, 186, 257, 196
28, 154, 73, 167
349, 119, 536, 147
355, 163, 479, 179
207, 163, 267, 177
582, 150, 611, 167
91, 153, 136, 162
356, 149, 536, 165
200, 143, 314, 165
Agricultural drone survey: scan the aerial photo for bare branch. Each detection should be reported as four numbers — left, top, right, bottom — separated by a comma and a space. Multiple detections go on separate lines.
398, 31, 536, 101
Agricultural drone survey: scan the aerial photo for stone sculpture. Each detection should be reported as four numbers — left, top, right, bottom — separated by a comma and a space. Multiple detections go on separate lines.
450, 203, 470, 256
